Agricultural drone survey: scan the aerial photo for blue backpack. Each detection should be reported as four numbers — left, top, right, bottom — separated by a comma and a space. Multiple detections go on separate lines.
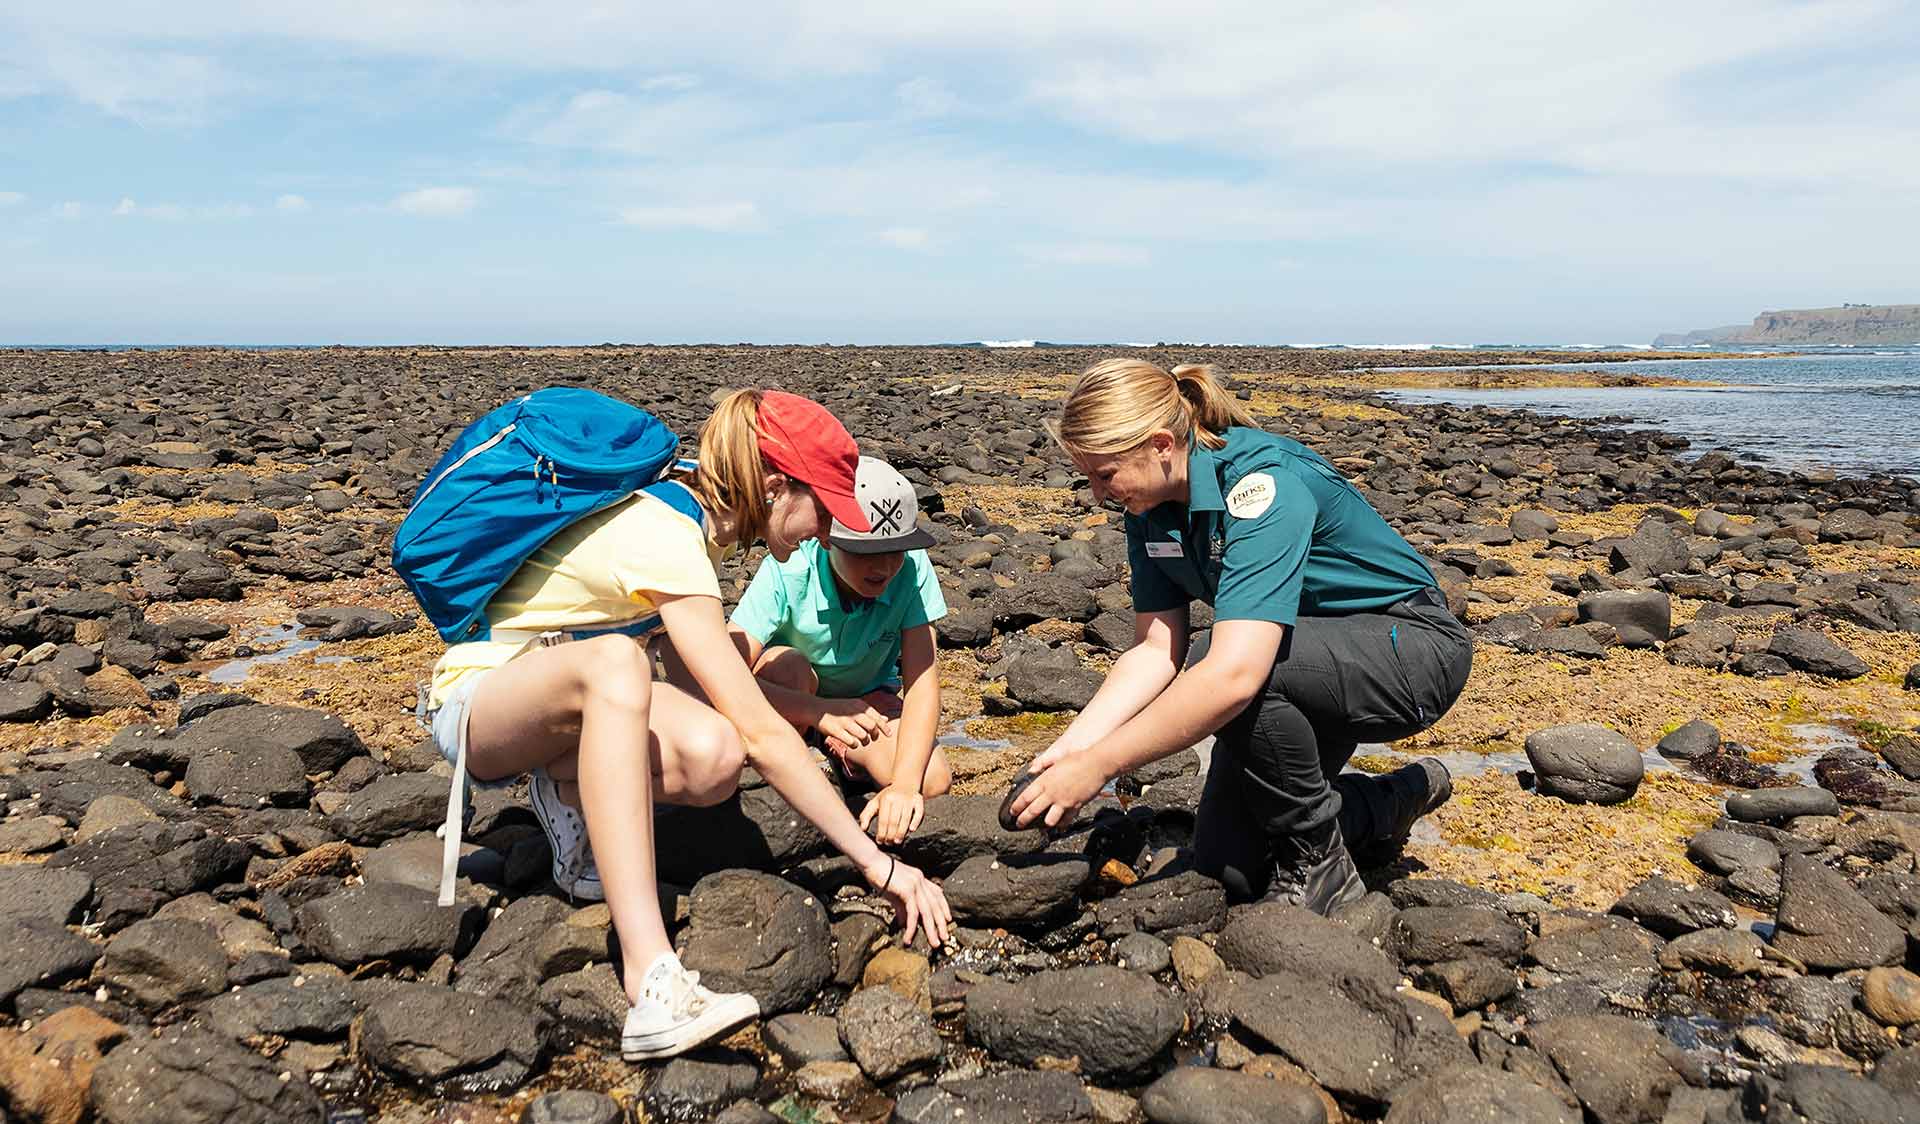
393, 387, 695, 643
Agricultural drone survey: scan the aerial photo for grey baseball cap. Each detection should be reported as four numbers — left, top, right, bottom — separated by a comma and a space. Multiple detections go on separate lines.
828, 457, 936, 554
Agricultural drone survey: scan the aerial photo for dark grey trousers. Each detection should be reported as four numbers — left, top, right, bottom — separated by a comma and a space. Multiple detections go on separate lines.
1186, 593, 1473, 900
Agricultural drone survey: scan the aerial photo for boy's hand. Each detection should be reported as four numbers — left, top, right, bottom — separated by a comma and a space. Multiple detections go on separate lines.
816, 699, 886, 749
859, 689, 904, 720
860, 784, 926, 845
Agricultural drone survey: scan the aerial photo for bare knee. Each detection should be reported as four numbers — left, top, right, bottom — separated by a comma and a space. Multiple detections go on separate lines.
753, 646, 820, 695
677, 720, 746, 806
576, 635, 653, 716
922, 748, 953, 796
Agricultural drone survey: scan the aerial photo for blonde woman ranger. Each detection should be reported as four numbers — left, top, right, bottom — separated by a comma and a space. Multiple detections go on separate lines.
1010, 360, 1473, 914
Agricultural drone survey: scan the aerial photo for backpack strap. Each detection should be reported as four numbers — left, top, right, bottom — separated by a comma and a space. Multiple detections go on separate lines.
640, 477, 706, 530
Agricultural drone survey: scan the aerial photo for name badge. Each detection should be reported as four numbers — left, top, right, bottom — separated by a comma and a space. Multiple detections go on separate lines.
1145, 541, 1184, 558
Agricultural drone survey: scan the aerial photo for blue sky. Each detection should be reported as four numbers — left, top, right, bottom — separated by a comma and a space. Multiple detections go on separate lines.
2, 1, 1917, 345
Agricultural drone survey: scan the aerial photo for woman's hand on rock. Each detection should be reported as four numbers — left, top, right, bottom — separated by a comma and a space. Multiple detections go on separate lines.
866, 854, 951, 948
1011, 750, 1108, 829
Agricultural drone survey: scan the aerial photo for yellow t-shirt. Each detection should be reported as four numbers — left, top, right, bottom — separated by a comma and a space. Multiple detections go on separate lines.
427, 485, 725, 708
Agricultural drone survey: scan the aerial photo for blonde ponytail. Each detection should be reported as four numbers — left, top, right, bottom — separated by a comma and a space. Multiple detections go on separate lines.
690, 389, 772, 544
1169, 363, 1256, 447
1049, 358, 1254, 456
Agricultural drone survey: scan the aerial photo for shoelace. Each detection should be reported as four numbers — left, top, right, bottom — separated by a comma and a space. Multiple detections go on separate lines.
647, 969, 710, 1019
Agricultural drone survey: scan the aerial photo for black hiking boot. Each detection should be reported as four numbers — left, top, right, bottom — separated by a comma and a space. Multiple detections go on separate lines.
1344, 757, 1453, 868
1262, 819, 1366, 915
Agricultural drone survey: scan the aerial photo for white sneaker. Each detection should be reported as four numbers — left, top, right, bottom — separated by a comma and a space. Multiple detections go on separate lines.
622, 958, 760, 1061
527, 767, 604, 901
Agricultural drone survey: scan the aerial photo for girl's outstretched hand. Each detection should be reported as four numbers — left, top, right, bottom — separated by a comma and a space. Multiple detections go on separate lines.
865, 854, 951, 948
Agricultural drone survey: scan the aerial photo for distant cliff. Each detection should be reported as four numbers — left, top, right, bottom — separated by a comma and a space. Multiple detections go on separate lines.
1654, 304, 1920, 347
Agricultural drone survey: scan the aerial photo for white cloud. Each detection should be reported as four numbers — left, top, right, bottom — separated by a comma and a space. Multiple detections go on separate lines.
639, 74, 698, 92
391, 186, 476, 217
275, 193, 311, 213
509, 88, 755, 155
108, 197, 253, 219
1019, 242, 1151, 267
616, 201, 762, 232
878, 226, 930, 250
53, 201, 86, 219
895, 77, 957, 118
0, 191, 24, 207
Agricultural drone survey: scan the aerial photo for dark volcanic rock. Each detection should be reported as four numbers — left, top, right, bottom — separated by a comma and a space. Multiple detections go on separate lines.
1225, 970, 1471, 1104
1384, 1064, 1579, 1124
1610, 875, 1737, 938
327, 773, 450, 843
1390, 906, 1526, 965
678, 869, 832, 1015
1524, 724, 1643, 805
895, 1071, 1095, 1124
1814, 746, 1920, 810
1884, 735, 1920, 780
1525, 1015, 1690, 1124
895, 794, 1046, 876
764, 1012, 849, 1067
1726, 786, 1840, 823
838, 985, 941, 1082
1217, 901, 1401, 990
197, 973, 360, 1042
100, 918, 228, 1008
1656, 720, 1721, 761
965, 965, 1183, 1080
43, 822, 247, 931
647, 1052, 762, 1117
360, 982, 546, 1092
1421, 957, 1517, 1010
1139, 1067, 1328, 1124
183, 742, 309, 808
0, 681, 52, 721
1525, 918, 1661, 990
0, 919, 101, 1006
91, 1027, 324, 1124
655, 786, 830, 882
991, 574, 1098, 629
169, 702, 364, 773
1770, 854, 1905, 970
1738, 1063, 1920, 1124
295, 882, 480, 967
1768, 627, 1870, 680
1608, 519, 1691, 577
942, 853, 1089, 928
1003, 635, 1101, 711
0, 865, 93, 926
1576, 590, 1671, 647
523, 1091, 625, 1124
1094, 871, 1228, 938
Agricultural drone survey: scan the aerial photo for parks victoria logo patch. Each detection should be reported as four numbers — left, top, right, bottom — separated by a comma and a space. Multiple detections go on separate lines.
1226, 472, 1275, 519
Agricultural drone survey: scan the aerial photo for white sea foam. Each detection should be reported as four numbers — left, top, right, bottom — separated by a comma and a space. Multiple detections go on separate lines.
980, 339, 1037, 348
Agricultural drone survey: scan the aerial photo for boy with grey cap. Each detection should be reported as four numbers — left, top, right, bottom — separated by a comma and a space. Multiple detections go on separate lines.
728, 457, 952, 843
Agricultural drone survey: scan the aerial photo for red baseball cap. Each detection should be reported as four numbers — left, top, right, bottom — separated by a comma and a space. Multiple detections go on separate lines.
755, 391, 871, 533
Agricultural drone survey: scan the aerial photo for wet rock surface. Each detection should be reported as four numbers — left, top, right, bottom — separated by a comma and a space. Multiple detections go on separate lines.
0, 345, 1915, 1122
1524, 723, 1645, 805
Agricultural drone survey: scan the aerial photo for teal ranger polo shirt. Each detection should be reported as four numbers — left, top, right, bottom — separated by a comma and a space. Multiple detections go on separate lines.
730, 540, 948, 697
1125, 427, 1436, 625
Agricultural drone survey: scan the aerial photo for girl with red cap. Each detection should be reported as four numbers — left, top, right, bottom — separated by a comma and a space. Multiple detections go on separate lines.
423, 389, 952, 1061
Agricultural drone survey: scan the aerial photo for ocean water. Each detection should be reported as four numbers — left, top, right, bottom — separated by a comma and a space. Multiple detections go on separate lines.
1376, 349, 1920, 479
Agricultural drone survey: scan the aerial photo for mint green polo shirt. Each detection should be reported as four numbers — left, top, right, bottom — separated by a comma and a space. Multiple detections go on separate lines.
730, 540, 948, 697
1125, 427, 1436, 625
